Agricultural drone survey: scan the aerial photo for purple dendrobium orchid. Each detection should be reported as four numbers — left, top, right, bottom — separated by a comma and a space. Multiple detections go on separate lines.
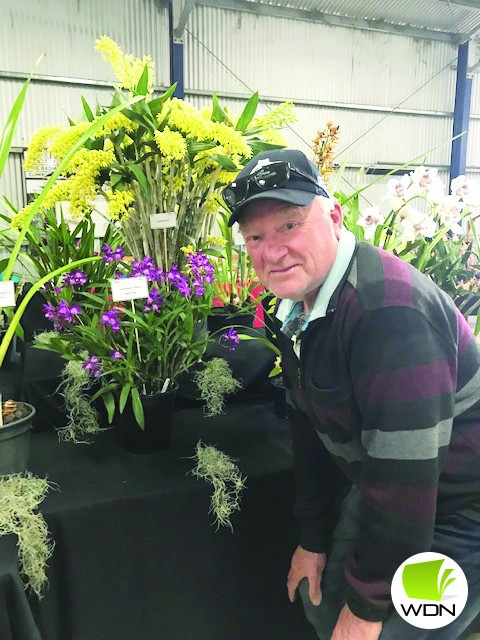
63, 270, 88, 287
166, 265, 191, 297
44, 300, 82, 330
101, 308, 120, 332
102, 244, 125, 263
82, 354, 102, 377
220, 328, 240, 352
43, 303, 56, 321
143, 288, 164, 313
131, 257, 158, 282
186, 251, 215, 295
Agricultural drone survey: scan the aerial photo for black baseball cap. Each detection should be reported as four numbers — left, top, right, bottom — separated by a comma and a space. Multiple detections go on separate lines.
225, 149, 329, 226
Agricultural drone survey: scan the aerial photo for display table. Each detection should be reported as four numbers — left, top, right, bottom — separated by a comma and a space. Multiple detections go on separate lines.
1, 402, 313, 640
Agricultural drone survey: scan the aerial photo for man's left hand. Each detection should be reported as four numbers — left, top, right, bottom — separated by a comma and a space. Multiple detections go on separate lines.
331, 604, 382, 640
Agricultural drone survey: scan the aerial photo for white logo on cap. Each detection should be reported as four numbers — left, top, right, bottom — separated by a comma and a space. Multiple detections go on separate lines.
249, 158, 271, 175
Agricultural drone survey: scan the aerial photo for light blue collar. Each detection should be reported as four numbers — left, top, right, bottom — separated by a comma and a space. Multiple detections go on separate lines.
276, 227, 356, 330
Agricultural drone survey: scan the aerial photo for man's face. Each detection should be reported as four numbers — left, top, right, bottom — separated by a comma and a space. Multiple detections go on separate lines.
239, 196, 343, 305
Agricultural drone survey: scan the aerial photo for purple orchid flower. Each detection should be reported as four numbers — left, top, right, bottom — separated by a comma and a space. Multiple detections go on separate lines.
220, 328, 240, 352
82, 354, 102, 377
143, 288, 164, 313
63, 270, 88, 287
102, 244, 125, 263
101, 308, 121, 332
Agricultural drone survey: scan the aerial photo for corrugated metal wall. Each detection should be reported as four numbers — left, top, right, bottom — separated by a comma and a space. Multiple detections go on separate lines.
0, 0, 170, 148
185, 4, 479, 177
0, 152, 25, 214
186, 5, 456, 110
0, 0, 170, 82
1, 0, 479, 219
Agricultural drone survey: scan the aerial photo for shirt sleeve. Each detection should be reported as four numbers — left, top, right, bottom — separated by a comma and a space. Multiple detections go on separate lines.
345, 306, 457, 621
287, 389, 352, 553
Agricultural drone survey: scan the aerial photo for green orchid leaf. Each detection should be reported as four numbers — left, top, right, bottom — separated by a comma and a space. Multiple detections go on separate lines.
235, 92, 259, 132
131, 387, 145, 430
135, 64, 149, 97
209, 154, 237, 170
119, 383, 131, 414
148, 83, 177, 116
81, 96, 95, 122
102, 391, 116, 424
211, 93, 232, 125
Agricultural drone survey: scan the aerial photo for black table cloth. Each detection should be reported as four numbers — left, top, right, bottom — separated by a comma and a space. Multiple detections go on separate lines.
1, 402, 313, 640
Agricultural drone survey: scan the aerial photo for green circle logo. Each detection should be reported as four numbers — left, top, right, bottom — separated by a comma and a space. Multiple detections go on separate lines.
391, 552, 468, 629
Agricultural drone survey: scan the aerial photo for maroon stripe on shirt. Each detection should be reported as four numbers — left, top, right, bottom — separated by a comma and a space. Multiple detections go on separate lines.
338, 285, 363, 330
379, 249, 414, 308
357, 359, 456, 405
344, 557, 391, 606
308, 399, 355, 430
360, 484, 437, 521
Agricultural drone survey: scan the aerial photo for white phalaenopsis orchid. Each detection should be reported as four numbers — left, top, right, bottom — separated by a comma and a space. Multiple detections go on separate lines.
411, 167, 446, 204
398, 205, 437, 241
357, 206, 385, 240
384, 174, 418, 211
386, 175, 411, 199
438, 196, 464, 235
398, 205, 424, 225
410, 166, 443, 192
415, 215, 437, 239
451, 175, 480, 207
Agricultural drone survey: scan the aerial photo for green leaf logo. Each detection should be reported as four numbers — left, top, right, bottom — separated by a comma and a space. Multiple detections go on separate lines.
402, 559, 456, 601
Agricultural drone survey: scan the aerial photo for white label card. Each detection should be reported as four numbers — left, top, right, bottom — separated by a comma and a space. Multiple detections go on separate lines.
111, 276, 149, 302
150, 212, 177, 229
0, 281, 15, 308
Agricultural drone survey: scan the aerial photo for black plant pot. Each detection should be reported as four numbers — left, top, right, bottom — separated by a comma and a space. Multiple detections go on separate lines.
207, 310, 253, 335
271, 376, 287, 419
0, 402, 36, 475
118, 384, 178, 453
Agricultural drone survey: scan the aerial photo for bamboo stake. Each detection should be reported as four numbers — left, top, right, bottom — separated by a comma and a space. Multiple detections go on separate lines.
131, 300, 146, 395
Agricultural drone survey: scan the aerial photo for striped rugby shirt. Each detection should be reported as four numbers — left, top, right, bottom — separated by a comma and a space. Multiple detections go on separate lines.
274, 234, 480, 621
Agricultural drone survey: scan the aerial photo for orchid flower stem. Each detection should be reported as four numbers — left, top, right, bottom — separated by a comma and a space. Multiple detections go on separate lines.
163, 228, 168, 270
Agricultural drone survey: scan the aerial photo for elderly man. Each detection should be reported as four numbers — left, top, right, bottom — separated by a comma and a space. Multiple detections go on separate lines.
223, 149, 480, 640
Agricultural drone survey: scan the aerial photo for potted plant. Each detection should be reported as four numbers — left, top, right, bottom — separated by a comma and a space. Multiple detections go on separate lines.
0, 399, 36, 475
341, 167, 480, 326
34, 244, 217, 452
12, 37, 297, 274
200, 207, 266, 334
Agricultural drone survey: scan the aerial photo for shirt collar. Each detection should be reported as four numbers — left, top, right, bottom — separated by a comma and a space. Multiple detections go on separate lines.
275, 227, 356, 327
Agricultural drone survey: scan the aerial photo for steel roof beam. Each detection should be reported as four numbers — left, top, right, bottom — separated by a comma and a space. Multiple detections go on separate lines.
196, 0, 464, 42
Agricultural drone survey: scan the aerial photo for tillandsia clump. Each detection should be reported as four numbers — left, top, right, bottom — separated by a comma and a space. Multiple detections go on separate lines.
194, 357, 242, 417
14, 36, 296, 270
312, 121, 340, 183
54, 359, 101, 444
191, 441, 246, 530
0, 473, 55, 596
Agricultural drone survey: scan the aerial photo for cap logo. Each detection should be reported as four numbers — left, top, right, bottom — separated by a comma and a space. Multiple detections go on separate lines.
249, 158, 271, 175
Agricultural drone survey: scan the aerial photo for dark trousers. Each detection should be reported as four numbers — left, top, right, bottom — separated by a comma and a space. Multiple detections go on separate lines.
299, 488, 480, 639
